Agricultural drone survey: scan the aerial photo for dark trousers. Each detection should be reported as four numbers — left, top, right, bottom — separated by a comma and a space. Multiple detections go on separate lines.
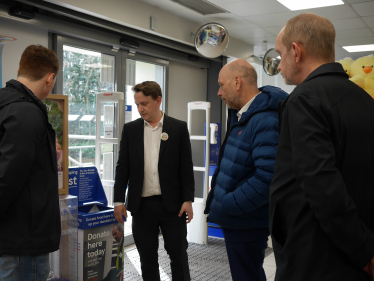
132, 195, 190, 281
222, 227, 269, 281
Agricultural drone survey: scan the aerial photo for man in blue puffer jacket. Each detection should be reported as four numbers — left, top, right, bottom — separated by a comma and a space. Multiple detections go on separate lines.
204, 59, 288, 281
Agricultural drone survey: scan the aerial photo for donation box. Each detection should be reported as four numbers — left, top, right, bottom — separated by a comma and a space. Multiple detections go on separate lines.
69, 167, 125, 281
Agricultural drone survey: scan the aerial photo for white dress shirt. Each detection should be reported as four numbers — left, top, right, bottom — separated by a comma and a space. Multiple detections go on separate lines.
114, 112, 164, 207
237, 92, 261, 121
141, 112, 164, 197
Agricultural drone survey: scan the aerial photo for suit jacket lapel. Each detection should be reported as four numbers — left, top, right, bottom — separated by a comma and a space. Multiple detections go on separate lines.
159, 114, 170, 161
136, 118, 144, 167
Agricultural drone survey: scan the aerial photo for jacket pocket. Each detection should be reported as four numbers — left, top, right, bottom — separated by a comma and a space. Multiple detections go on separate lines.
0, 255, 19, 270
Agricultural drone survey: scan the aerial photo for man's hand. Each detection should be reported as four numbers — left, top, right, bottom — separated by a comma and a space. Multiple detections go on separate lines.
364, 256, 374, 280
114, 205, 127, 224
179, 201, 193, 223
116, 270, 124, 280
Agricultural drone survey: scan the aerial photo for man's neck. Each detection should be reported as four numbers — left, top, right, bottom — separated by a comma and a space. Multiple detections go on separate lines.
148, 110, 163, 128
17, 77, 43, 101
238, 88, 260, 110
296, 59, 331, 85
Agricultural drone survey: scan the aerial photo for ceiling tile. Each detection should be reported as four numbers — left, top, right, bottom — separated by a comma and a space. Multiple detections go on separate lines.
363, 16, 374, 27
351, 2, 374, 16
220, 0, 289, 17
345, 0, 373, 3
140, 0, 184, 12
293, 5, 357, 20
201, 14, 259, 31
336, 28, 374, 39
335, 36, 374, 46
263, 25, 284, 36
230, 28, 274, 39
205, 0, 249, 5
331, 18, 366, 30
167, 8, 207, 23
242, 36, 277, 45
243, 12, 295, 27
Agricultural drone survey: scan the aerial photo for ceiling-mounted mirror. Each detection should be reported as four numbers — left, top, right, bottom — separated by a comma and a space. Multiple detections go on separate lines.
263, 48, 281, 76
194, 23, 229, 58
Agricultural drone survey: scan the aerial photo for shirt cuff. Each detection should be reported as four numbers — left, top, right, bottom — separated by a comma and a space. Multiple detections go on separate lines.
113, 202, 124, 207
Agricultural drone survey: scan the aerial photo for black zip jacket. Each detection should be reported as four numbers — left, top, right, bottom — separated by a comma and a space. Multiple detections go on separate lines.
270, 63, 374, 281
0, 80, 61, 256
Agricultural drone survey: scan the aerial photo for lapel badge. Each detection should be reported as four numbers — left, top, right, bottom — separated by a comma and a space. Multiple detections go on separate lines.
161, 132, 169, 141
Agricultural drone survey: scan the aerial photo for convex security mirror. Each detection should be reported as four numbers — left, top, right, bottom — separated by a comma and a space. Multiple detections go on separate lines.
263, 48, 281, 76
194, 23, 229, 58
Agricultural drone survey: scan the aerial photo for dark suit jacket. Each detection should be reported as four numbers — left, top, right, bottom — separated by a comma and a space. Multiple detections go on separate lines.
270, 63, 374, 281
113, 114, 195, 214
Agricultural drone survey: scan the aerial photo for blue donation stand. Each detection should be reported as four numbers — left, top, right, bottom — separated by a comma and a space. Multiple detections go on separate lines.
69, 167, 125, 281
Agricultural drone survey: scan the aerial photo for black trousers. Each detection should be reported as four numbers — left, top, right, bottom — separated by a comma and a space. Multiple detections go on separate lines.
132, 195, 190, 281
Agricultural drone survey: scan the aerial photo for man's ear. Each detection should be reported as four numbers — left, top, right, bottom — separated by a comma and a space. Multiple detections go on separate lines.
46, 73, 55, 86
234, 75, 242, 91
156, 96, 162, 107
292, 42, 302, 63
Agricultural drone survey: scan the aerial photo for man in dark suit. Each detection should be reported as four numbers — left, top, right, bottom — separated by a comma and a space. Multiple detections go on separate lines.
270, 13, 374, 281
113, 81, 194, 281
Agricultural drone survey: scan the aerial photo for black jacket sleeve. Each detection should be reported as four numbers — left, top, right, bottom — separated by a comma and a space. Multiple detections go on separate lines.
179, 122, 195, 202
113, 123, 130, 203
288, 93, 374, 268
0, 104, 45, 219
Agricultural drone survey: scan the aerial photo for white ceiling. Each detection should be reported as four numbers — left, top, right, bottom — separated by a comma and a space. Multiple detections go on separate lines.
140, 0, 374, 60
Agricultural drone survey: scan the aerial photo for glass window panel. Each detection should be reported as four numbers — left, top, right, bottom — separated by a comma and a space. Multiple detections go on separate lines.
63, 45, 115, 168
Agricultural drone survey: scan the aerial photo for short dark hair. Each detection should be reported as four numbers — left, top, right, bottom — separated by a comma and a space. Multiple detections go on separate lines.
132, 81, 162, 100
18, 45, 59, 81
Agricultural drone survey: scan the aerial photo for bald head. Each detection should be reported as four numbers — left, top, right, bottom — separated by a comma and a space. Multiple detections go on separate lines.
218, 59, 259, 110
222, 59, 258, 87
282, 13, 335, 62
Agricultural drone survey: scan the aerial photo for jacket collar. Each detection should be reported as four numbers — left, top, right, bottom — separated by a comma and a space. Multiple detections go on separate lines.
236, 86, 288, 123
303, 62, 348, 84
6, 79, 49, 120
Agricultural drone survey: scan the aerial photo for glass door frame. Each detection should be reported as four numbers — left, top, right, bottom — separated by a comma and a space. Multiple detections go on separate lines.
54, 35, 170, 247
120, 51, 169, 115
119, 51, 169, 245
54, 34, 122, 96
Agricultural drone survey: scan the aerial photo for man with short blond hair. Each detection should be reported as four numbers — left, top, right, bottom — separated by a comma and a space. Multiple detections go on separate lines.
281, 13, 335, 63
0, 45, 60, 281
270, 13, 374, 280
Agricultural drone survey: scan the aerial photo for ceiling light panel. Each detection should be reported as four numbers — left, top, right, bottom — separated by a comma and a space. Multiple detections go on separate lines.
277, 0, 344, 11
171, 0, 228, 15
343, 44, 374, 52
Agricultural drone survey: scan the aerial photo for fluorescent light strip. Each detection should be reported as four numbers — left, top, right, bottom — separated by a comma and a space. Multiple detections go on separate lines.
343, 44, 374, 53
277, 0, 344, 11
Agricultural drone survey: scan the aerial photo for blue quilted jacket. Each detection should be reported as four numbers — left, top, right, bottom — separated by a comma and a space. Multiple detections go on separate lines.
204, 86, 288, 230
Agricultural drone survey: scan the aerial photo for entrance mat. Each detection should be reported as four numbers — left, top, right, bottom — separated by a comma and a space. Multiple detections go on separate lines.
122, 236, 273, 281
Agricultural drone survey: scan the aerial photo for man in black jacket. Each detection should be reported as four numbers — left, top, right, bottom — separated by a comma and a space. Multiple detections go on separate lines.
0, 45, 61, 280
113, 81, 194, 281
270, 13, 374, 281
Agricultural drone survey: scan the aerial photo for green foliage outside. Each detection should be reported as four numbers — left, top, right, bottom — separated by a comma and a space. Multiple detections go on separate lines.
45, 100, 63, 147
63, 49, 114, 164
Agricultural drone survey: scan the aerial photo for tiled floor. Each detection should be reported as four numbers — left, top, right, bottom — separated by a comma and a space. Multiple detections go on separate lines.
124, 236, 278, 280
264, 251, 276, 280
